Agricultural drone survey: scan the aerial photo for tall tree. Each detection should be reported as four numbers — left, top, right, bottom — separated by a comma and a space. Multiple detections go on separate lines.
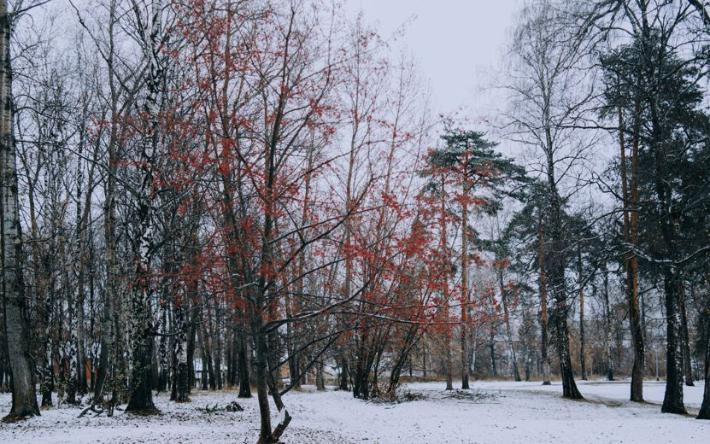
428, 127, 525, 389
0, 0, 39, 421
600, 29, 710, 414
508, 0, 595, 400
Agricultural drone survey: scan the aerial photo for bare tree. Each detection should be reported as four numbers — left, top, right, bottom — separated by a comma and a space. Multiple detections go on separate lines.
506, 0, 599, 400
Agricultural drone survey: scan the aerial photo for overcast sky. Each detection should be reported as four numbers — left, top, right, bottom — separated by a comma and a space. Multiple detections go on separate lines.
343, 0, 523, 119
342, 1, 610, 210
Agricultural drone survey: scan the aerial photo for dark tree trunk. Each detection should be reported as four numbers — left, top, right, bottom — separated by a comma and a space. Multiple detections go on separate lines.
237, 327, 251, 398
460, 178, 470, 390
538, 213, 551, 386
544, 140, 582, 400
698, 298, 710, 419
679, 285, 694, 386
421, 343, 427, 379
187, 303, 197, 392
338, 355, 349, 391
126, 314, 158, 414
353, 332, 372, 398
524, 353, 531, 381
125, 207, 158, 415
40, 284, 54, 408
619, 102, 645, 402
151, 345, 160, 392
251, 305, 274, 443
287, 351, 300, 390
647, 97, 685, 414
205, 300, 217, 391
214, 300, 223, 390
603, 269, 614, 381
628, 260, 644, 401
205, 334, 215, 391
225, 329, 234, 387
661, 272, 687, 414
489, 328, 497, 378
316, 361, 325, 391
199, 331, 209, 391
175, 357, 189, 403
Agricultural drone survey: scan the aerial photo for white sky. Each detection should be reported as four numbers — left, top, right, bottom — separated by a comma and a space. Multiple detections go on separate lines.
343, 0, 523, 118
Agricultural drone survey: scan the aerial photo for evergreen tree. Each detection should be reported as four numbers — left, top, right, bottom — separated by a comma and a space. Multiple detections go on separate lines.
600, 30, 710, 415
426, 126, 526, 389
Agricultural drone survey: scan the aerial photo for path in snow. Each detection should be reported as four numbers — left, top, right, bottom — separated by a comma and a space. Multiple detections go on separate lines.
0, 380, 706, 443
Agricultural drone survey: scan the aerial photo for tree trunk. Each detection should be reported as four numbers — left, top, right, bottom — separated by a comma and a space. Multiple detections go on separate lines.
93, 85, 118, 409
698, 294, 710, 419
202, 305, 215, 391
157, 304, 168, 393
187, 278, 198, 393
537, 212, 551, 386
237, 327, 251, 397
489, 327, 497, 378
603, 268, 614, 381
338, 355, 349, 391
422, 342, 427, 378
576, 248, 587, 381
460, 167, 470, 389
126, 289, 158, 414
619, 103, 645, 402
251, 306, 274, 443
0, 2, 39, 420
498, 264, 520, 382
174, 298, 190, 402
679, 284, 694, 386
198, 325, 209, 390
126, 0, 163, 415
661, 272, 686, 414
316, 361, 325, 391
646, 86, 685, 414
285, 288, 300, 391
545, 155, 582, 400
226, 329, 235, 387
215, 299, 223, 390
445, 306, 453, 390
439, 174, 453, 391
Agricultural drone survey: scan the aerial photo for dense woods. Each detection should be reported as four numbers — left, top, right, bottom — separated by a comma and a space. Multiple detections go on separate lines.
1, 0, 709, 442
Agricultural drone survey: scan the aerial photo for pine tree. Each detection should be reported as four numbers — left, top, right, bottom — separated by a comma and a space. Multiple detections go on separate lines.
428, 126, 526, 389
600, 30, 710, 415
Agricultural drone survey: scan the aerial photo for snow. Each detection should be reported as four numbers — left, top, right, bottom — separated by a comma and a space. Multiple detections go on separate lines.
0, 380, 706, 443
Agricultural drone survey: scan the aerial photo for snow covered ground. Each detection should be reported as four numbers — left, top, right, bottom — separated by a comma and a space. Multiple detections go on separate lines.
0, 380, 706, 443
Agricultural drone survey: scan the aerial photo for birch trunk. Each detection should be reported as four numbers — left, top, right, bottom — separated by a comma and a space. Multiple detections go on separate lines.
0, 0, 39, 420
126, 0, 164, 414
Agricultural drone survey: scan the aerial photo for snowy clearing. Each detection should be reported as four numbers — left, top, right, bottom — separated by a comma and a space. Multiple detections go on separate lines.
0, 380, 706, 443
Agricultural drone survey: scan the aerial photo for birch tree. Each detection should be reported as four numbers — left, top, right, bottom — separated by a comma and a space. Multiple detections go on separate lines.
507, 0, 597, 400
0, 0, 39, 421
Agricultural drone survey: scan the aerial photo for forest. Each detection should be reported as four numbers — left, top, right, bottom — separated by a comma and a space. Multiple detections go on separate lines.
0, 0, 709, 443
